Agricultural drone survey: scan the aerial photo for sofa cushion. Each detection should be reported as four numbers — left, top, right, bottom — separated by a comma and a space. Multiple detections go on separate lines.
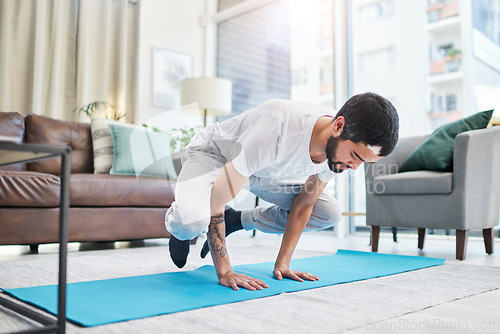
108, 122, 177, 180
399, 110, 493, 172
0, 171, 176, 208
372, 171, 453, 195
0, 171, 60, 207
0, 112, 26, 171
25, 114, 93, 174
70, 174, 175, 207
90, 118, 115, 174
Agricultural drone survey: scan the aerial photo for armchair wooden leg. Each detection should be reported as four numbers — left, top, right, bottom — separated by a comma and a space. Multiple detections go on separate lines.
456, 229, 469, 260
418, 228, 426, 250
371, 226, 380, 252
483, 228, 494, 255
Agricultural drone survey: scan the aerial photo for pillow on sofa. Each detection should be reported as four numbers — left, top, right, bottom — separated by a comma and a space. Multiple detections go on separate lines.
90, 118, 115, 174
0, 112, 25, 171
108, 122, 177, 180
399, 109, 494, 173
488, 115, 500, 127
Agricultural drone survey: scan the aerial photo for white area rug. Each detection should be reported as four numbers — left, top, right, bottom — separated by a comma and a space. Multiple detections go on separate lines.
0, 243, 499, 333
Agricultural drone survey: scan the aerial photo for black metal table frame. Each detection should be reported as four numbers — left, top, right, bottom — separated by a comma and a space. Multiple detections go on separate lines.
0, 141, 71, 334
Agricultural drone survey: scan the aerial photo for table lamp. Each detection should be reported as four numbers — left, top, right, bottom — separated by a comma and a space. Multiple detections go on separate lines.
180, 77, 232, 127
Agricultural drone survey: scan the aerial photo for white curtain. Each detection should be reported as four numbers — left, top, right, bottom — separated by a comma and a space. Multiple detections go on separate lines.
0, 0, 138, 122
76, 0, 138, 122
0, 0, 78, 120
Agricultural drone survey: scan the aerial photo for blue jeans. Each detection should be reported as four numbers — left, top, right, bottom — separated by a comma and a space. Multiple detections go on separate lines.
241, 175, 341, 234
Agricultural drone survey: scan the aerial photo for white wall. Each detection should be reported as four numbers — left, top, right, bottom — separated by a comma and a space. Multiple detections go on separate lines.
135, 0, 206, 128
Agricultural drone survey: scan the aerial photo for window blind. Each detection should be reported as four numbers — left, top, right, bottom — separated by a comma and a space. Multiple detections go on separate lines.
217, 0, 291, 119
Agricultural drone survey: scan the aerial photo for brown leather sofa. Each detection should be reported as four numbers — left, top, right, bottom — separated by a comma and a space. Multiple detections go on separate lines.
0, 111, 177, 251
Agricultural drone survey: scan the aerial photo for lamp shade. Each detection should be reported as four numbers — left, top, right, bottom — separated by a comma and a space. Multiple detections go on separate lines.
181, 78, 232, 116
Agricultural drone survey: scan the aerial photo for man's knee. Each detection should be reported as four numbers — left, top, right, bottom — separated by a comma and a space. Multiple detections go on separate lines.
165, 203, 209, 240
313, 197, 341, 229
324, 205, 342, 228
171, 221, 206, 240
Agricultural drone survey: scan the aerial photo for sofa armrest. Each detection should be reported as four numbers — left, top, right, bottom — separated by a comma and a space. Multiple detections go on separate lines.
453, 127, 500, 220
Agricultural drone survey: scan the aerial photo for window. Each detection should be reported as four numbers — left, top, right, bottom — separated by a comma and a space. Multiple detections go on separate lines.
358, 0, 394, 26
446, 94, 456, 111
217, 0, 335, 117
217, 1, 291, 118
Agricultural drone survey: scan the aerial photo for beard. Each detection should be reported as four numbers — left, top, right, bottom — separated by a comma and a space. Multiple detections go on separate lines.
326, 136, 350, 173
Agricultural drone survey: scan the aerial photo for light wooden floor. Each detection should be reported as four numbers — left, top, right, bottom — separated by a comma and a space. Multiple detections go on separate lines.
1, 230, 499, 333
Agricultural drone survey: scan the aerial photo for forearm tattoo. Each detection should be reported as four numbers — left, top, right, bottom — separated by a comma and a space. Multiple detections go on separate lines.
208, 213, 227, 258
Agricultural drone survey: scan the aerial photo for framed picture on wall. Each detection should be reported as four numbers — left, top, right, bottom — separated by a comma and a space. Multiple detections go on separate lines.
152, 47, 193, 109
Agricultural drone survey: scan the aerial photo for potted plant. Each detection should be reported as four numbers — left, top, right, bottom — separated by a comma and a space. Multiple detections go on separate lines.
73, 101, 126, 121
142, 124, 201, 152
445, 48, 461, 72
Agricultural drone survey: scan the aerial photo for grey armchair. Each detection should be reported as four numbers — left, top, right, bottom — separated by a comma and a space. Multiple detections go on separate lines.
365, 126, 500, 260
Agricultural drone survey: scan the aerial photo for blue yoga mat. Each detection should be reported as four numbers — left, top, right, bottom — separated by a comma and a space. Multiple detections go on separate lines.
3, 250, 444, 327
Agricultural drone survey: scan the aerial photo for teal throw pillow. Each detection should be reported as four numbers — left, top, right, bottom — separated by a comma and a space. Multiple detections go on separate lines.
108, 122, 177, 180
399, 109, 494, 173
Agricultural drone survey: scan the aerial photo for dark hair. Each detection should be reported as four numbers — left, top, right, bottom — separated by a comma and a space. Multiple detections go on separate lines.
335, 92, 399, 157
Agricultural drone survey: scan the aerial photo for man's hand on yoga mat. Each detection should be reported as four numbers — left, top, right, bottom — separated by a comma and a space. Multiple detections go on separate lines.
218, 270, 269, 291
273, 262, 319, 282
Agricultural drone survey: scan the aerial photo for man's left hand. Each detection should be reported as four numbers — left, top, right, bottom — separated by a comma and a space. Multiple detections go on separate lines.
273, 262, 319, 282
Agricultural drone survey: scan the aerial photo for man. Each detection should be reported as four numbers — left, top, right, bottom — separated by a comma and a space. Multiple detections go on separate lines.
165, 92, 399, 291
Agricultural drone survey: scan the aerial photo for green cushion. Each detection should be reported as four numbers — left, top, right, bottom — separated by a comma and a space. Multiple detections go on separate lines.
108, 122, 177, 180
399, 110, 494, 172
